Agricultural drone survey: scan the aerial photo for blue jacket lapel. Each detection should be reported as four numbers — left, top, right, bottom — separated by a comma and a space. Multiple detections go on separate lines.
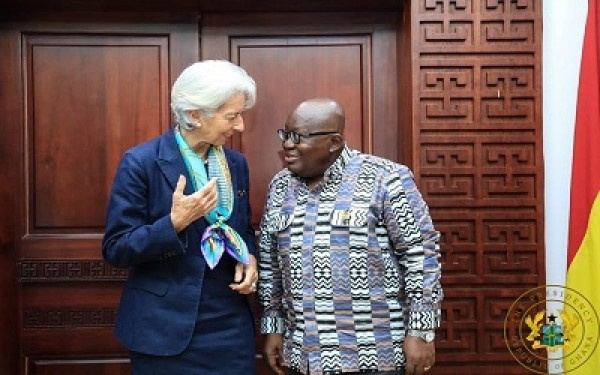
156, 129, 241, 236
156, 129, 195, 196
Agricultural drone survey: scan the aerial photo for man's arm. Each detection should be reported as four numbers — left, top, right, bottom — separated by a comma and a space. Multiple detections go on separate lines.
383, 165, 443, 329
382, 165, 442, 374
257, 181, 286, 335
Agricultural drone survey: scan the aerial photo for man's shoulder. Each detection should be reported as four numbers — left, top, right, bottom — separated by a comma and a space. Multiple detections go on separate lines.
268, 169, 292, 188
355, 152, 412, 176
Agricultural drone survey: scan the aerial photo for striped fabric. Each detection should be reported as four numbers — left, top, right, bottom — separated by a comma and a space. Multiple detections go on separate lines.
258, 146, 442, 375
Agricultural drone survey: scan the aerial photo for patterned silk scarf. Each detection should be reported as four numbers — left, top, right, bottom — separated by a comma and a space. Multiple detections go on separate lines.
175, 129, 249, 269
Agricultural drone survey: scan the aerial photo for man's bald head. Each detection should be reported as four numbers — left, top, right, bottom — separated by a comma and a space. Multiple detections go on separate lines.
289, 98, 345, 134
281, 98, 346, 185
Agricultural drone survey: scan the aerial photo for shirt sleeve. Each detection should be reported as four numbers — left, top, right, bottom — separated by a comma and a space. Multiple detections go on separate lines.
382, 165, 443, 331
258, 180, 286, 334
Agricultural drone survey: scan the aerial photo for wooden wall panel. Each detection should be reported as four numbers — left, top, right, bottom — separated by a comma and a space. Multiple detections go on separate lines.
29, 359, 129, 375
408, 0, 544, 373
20, 35, 171, 362
0, 13, 199, 374
0, 2, 546, 374
25, 35, 167, 232
201, 12, 398, 227
0, 20, 23, 375
232, 36, 370, 226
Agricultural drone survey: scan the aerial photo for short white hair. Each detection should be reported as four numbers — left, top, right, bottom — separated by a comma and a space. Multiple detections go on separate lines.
170, 60, 257, 130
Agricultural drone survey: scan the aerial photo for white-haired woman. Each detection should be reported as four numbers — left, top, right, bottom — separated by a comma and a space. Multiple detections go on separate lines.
103, 60, 258, 374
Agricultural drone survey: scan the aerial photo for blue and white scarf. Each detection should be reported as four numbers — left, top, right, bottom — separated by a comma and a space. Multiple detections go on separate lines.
175, 129, 250, 269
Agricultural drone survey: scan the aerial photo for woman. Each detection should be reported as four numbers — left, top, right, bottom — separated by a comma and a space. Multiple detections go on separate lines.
102, 60, 258, 374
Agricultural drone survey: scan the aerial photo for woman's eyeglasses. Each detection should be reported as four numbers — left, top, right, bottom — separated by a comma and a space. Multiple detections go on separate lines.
277, 129, 338, 144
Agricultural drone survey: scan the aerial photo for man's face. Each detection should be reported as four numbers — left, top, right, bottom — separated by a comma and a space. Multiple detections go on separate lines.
281, 115, 336, 180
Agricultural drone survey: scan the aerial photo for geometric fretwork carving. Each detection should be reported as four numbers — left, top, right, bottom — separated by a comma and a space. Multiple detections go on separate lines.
421, 21, 472, 45
424, 144, 474, 167
483, 175, 534, 197
422, 68, 472, 92
437, 289, 531, 361
422, 144, 474, 168
482, 97, 533, 121
481, 66, 535, 123
437, 219, 476, 275
482, 67, 533, 92
19, 260, 127, 282
420, 67, 474, 123
484, 220, 535, 245
484, 219, 537, 276
420, 137, 538, 206
482, 0, 536, 45
23, 308, 117, 328
421, 1, 471, 44
423, 0, 470, 13
398, 0, 541, 371
482, 20, 533, 44
422, 98, 474, 122
422, 175, 474, 198
484, 0, 534, 13
484, 143, 534, 167
435, 214, 538, 284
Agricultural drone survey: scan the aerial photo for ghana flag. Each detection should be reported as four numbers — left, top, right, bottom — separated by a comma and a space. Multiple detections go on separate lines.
565, 0, 600, 372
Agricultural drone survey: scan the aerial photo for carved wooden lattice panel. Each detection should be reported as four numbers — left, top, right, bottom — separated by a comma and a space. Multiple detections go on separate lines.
411, 0, 543, 373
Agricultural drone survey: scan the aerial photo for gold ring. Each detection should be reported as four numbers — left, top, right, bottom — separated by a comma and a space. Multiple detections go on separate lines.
424, 366, 431, 371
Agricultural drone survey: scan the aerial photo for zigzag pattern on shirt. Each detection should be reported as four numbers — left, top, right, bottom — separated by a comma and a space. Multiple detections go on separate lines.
288, 251, 304, 297
259, 147, 441, 374
320, 355, 345, 373
388, 199, 421, 243
312, 249, 334, 297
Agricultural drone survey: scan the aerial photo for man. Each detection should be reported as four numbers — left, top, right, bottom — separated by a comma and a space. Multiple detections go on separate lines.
258, 98, 443, 375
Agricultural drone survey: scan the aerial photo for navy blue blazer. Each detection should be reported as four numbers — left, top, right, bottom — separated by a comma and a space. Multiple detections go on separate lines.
102, 128, 256, 356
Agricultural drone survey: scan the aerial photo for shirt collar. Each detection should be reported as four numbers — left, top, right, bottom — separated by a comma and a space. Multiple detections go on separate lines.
323, 145, 355, 181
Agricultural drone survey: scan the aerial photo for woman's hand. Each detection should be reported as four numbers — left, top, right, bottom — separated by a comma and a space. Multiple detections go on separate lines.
230, 254, 258, 294
170, 175, 217, 232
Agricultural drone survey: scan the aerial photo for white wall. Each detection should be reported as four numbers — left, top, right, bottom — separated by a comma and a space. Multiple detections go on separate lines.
543, 0, 587, 287
543, 2, 588, 372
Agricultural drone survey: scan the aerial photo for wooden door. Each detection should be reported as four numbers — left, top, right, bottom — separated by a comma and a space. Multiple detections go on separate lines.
201, 12, 399, 227
0, 12, 198, 375
200, 12, 399, 373
0, 10, 399, 375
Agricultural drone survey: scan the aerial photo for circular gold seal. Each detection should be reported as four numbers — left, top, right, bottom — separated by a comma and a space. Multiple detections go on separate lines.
504, 285, 600, 374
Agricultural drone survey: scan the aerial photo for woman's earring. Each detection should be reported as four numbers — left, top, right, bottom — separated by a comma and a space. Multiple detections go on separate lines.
195, 121, 202, 129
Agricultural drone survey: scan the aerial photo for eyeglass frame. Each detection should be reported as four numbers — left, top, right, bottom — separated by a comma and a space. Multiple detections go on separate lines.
277, 128, 339, 144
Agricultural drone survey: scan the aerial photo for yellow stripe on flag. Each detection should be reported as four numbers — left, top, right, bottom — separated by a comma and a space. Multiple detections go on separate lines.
565, 193, 600, 373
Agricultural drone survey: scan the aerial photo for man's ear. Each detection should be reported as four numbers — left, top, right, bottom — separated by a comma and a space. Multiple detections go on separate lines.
329, 134, 344, 153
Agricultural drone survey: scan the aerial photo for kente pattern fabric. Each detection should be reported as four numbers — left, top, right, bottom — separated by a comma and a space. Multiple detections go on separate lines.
258, 146, 442, 375
175, 129, 249, 269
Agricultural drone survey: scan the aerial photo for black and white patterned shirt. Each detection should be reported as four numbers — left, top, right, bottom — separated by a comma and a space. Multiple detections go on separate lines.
258, 146, 442, 375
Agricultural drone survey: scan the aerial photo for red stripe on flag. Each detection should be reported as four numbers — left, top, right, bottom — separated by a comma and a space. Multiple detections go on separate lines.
567, 0, 600, 267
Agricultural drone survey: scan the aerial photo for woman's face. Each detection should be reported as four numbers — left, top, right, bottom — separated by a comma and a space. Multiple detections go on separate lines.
195, 92, 247, 146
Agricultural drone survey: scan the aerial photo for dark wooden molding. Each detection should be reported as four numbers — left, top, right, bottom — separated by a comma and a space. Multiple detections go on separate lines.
18, 260, 127, 283
24, 308, 117, 329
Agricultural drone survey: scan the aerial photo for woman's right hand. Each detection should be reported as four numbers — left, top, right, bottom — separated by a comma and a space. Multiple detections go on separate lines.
170, 175, 218, 233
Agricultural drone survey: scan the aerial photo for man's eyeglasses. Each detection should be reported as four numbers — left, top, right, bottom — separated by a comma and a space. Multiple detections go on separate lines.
277, 129, 338, 144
